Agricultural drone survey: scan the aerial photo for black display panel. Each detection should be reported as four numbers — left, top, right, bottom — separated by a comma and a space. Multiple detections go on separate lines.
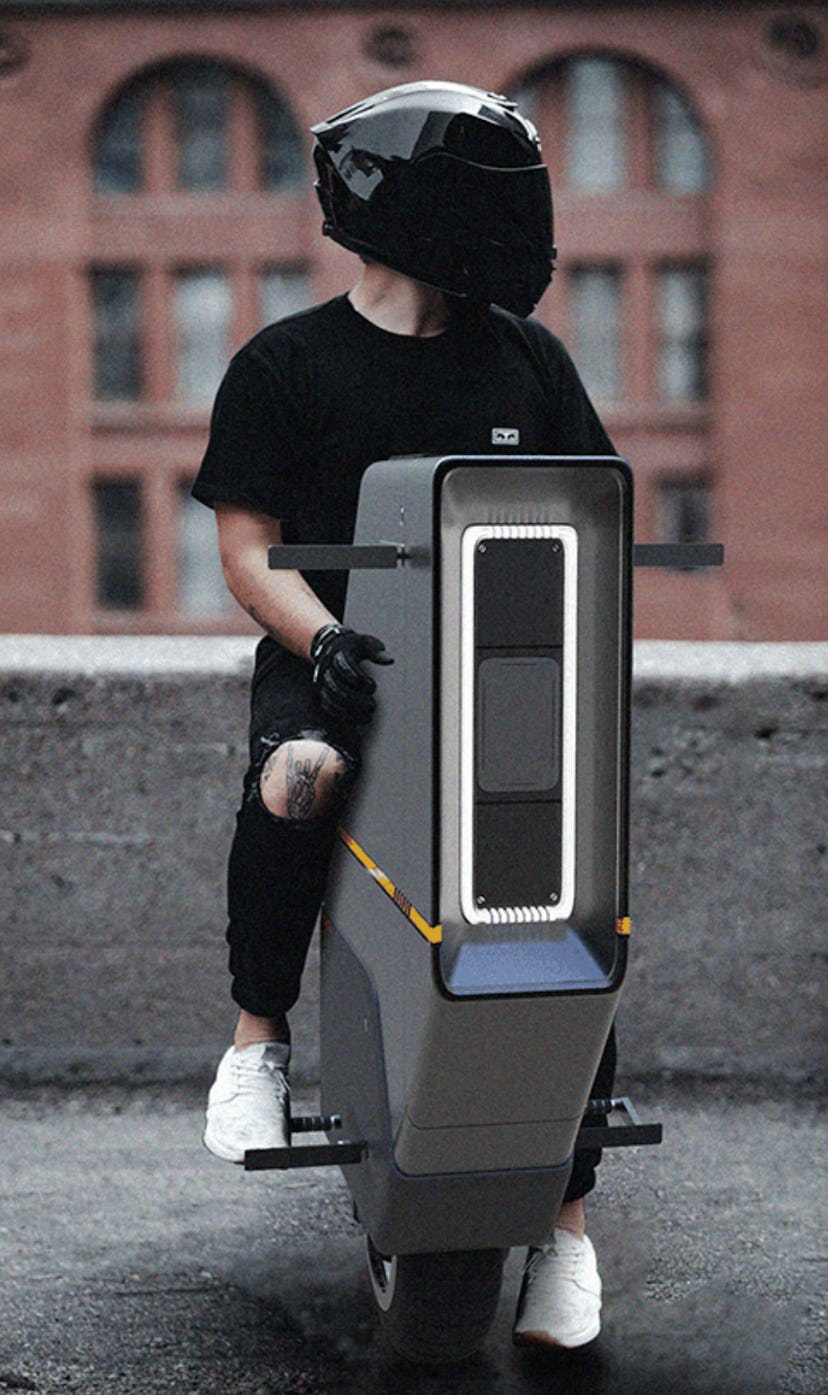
472, 536, 566, 910
474, 537, 564, 649
476, 654, 560, 794
474, 802, 562, 909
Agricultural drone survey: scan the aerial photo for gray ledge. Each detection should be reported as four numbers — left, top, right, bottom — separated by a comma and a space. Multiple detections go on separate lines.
0, 634, 257, 676
1, 635, 826, 681
633, 640, 828, 682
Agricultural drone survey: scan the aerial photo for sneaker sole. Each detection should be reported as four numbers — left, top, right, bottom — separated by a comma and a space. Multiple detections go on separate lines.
202, 1127, 245, 1165
513, 1315, 601, 1350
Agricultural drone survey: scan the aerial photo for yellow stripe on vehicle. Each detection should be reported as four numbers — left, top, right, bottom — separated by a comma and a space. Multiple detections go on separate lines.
616, 917, 631, 937
338, 828, 443, 944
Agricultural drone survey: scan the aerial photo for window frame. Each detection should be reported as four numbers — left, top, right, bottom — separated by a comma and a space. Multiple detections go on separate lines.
85, 59, 312, 632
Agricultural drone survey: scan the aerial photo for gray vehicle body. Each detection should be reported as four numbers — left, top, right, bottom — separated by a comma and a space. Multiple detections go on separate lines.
320, 455, 632, 1256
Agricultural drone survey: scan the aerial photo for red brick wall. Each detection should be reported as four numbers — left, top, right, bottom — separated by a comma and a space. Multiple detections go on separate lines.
0, 4, 825, 637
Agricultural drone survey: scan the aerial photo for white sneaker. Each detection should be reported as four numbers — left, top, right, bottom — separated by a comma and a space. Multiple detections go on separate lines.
203, 1042, 291, 1163
513, 1228, 602, 1349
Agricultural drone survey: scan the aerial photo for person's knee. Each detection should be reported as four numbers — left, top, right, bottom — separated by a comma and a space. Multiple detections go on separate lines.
258, 738, 351, 821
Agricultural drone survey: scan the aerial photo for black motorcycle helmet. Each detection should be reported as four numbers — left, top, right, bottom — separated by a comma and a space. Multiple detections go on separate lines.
311, 80, 556, 317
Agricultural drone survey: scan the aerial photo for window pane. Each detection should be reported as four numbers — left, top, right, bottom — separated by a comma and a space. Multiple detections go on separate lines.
174, 270, 231, 403
178, 486, 235, 617
566, 58, 625, 190
258, 89, 305, 189
260, 266, 313, 326
656, 478, 710, 560
175, 65, 228, 191
657, 268, 708, 401
655, 85, 709, 193
93, 480, 143, 609
570, 267, 622, 401
94, 86, 142, 194
91, 269, 141, 400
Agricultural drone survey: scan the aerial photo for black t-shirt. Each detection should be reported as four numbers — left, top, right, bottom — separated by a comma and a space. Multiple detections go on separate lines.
193, 293, 614, 620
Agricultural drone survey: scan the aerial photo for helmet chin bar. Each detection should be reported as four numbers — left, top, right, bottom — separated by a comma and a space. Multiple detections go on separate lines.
320, 217, 554, 319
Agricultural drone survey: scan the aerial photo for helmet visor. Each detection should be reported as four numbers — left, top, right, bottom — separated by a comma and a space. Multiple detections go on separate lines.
400, 153, 555, 314
415, 153, 551, 240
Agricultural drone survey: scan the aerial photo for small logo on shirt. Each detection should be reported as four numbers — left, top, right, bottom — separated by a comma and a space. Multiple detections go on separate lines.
491, 427, 520, 445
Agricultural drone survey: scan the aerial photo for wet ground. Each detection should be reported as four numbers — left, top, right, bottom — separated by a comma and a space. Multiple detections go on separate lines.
0, 1080, 825, 1395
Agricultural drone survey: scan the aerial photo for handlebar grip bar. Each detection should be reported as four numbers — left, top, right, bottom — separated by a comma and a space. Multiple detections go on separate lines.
268, 543, 723, 571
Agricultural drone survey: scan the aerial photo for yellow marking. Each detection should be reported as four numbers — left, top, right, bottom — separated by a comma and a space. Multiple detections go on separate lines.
616, 917, 631, 937
338, 828, 442, 944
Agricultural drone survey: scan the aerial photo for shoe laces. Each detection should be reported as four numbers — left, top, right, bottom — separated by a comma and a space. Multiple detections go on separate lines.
524, 1235, 583, 1287
233, 1048, 289, 1101
524, 1242, 555, 1286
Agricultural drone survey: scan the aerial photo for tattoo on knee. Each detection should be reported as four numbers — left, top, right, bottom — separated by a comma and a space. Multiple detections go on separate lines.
285, 743, 330, 819
259, 740, 350, 820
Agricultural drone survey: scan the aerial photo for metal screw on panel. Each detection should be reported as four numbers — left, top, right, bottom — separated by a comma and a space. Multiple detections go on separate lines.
549, 892, 559, 903
476, 895, 487, 906
478, 542, 487, 553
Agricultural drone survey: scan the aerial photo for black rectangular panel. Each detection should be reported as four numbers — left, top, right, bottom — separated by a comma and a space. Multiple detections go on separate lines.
474, 802, 562, 909
476, 654, 560, 794
268, 544, 400, 570
475, 538, 564, 648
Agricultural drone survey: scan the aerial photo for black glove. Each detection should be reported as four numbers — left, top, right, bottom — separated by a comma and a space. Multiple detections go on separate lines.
309, 623, 394, 726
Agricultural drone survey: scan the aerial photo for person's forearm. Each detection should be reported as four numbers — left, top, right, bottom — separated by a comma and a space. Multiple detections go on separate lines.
226, 552, 336, 660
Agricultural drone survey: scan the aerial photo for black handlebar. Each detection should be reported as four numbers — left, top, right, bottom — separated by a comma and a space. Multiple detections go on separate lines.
268, 543, 723, 571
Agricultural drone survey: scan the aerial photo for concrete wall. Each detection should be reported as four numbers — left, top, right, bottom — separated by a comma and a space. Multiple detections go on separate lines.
1, 638, 826, 1091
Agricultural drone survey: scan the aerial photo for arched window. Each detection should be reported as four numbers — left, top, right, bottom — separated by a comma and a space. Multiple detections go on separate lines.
514, 54, 713, 554
551, 55, 709, 194
93, 58, 304, 195
87, 60, 314, 628
517, 54, 710, 199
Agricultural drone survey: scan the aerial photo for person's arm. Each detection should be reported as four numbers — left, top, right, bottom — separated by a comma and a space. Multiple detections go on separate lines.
216, 503, 335, 661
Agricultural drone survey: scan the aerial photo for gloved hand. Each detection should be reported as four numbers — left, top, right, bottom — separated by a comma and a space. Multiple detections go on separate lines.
309, 623, 394, 726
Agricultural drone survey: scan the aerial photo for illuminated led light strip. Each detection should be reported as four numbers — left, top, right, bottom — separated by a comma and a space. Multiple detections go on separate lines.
338, 828, 442, 944
486, 906, 556, 924
459, 523, 578, 926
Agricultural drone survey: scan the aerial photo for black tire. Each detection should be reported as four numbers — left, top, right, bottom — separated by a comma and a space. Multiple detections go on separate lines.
366, 1237, 505, 1364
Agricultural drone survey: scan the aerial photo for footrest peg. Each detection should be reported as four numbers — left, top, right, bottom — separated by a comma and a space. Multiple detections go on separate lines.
244, 1140, 366, 1171
289, 1113, 342, 1134
575, 1095, 662, 1150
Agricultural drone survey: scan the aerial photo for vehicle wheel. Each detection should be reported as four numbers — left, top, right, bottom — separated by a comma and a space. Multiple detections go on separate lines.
366, 1236, 505, 1364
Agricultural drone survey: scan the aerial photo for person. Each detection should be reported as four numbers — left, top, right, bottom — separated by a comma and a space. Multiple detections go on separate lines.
192, 80, 616, 1351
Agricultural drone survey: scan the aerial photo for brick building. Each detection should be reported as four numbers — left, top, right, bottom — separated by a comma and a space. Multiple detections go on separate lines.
0, 0, 825, 638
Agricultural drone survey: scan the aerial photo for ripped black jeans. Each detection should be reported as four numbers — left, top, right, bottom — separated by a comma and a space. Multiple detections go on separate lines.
226, 639, 362, 1020
224, 638, 615, 1202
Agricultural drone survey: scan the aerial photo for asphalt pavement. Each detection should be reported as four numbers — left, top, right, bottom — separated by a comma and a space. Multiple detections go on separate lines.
0, 1080, 825, 1395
